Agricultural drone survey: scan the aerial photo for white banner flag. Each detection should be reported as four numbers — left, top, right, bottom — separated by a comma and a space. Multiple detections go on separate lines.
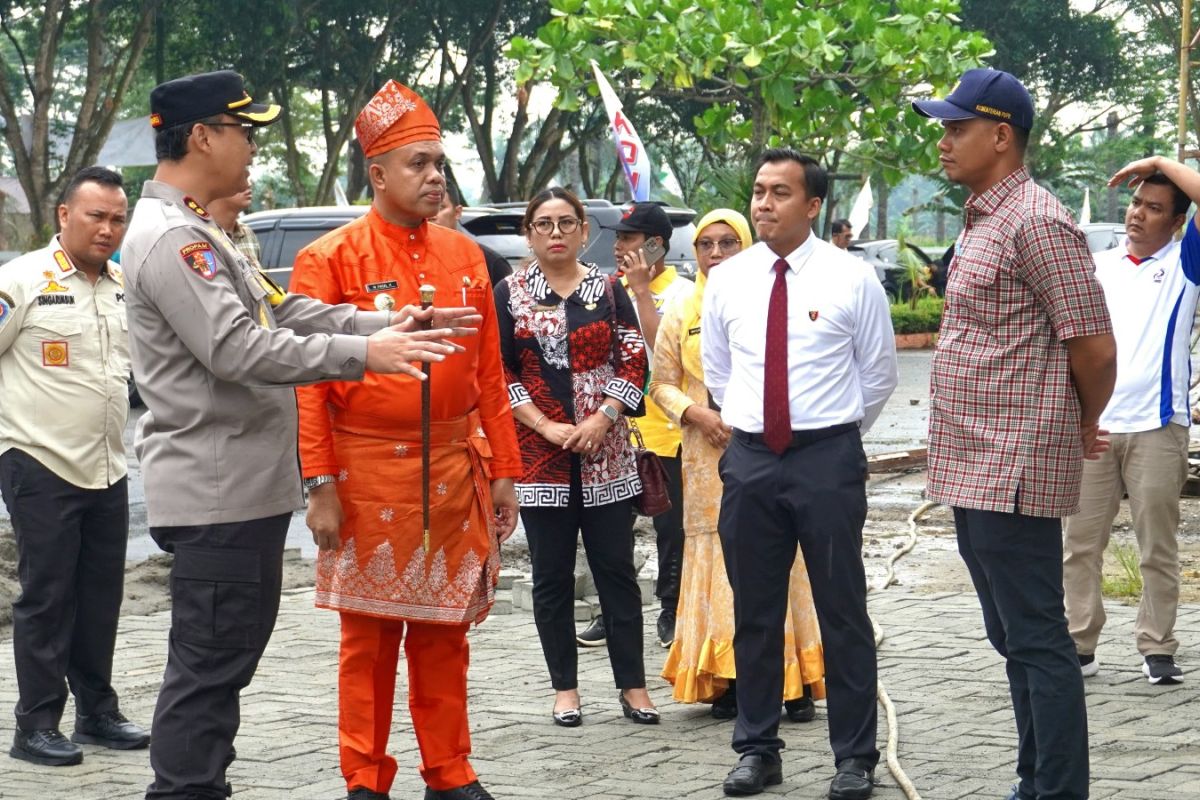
1079, 187, 1091, 225
591, 61, 651, 202
848, 178, 874, 238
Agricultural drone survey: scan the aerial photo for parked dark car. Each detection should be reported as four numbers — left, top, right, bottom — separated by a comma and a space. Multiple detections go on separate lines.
847, 239, 939, 298
242, 206, 369, 289
462, 199, 699, 277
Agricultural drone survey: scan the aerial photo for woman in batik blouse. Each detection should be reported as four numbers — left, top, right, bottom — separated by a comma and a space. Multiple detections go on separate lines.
495, 187, 658, 727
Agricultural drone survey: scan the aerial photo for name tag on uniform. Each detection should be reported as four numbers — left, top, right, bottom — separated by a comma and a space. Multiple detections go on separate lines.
688, 326, 701, 336
365, 280, 399, 293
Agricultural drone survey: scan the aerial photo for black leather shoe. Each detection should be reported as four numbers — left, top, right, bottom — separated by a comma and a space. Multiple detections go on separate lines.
72, 710, 150, 750
1004, 784, 1035, 800
829, 759, 875, 800
656, 609, 676, 648
423, 781, 495, 799
348, 788, 390, 800
783, 696, 815, 723
618, 691, 660, 724
711, 689, 737, 720
723, 754, 782, 796
9, 729, 83, 766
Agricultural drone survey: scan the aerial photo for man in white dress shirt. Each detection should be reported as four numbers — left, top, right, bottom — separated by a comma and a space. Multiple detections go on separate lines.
1064, 157, 1200, 687
702, 148, 898, 798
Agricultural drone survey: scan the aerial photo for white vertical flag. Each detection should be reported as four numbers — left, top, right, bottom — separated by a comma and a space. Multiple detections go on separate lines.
848, 178, 873, 238
590, 61, 651, 202
1079, 187, 1091, 225
657, 160, 684, 198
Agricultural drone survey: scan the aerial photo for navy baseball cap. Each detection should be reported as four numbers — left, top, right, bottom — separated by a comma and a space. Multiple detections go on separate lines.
613, 202, 673, 243
150, 70, 280, 130
912, 68, 1034, 131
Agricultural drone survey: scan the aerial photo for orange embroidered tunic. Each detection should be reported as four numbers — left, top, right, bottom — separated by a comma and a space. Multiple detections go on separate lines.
292, 209, 520, 625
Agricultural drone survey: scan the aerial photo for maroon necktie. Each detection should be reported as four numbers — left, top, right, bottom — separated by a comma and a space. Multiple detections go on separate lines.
763, 258, 791, 454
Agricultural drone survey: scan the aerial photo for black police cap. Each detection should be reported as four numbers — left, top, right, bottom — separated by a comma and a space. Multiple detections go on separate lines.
150, 70, 280, 130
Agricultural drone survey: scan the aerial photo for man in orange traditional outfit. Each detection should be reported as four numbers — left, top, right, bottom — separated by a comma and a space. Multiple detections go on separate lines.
293, 81, 521, 800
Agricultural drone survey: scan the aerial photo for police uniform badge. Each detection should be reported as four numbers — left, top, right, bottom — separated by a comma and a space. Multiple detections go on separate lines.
183, 196, 211, 219
0, 290, 14, 330
180, 242, 218, 279
53, 250, 74, 273
374, 293, 395, 312
808, 310, 819, 321
42, 341, 69, 367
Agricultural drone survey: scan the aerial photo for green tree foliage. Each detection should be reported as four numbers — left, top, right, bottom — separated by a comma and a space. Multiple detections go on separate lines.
509, 0, 993, 184
0, 0, 157, 238
959, 0, 1136, 183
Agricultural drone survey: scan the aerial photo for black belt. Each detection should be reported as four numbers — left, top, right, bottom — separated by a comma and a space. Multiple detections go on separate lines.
733, 422, 859, 451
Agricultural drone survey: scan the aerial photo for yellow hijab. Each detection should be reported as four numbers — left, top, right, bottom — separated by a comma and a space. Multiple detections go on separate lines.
681, 208, 754, 381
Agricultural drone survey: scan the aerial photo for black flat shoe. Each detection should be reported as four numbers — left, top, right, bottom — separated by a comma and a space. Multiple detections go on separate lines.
618, 691, 660, 724
552, 707, 582, 727
723, 754, 782, 796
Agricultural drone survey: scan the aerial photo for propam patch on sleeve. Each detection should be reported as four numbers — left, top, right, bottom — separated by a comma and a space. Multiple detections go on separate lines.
180, 241, 218, 280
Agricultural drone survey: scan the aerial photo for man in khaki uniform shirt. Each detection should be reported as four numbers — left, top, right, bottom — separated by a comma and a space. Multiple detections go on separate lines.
0, 166, 150, 768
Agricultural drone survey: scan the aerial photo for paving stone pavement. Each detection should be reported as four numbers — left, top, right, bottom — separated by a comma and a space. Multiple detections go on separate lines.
2, 586, 1197, 800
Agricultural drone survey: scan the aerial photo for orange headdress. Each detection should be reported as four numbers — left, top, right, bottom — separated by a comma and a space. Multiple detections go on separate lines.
355, 80, 441, 158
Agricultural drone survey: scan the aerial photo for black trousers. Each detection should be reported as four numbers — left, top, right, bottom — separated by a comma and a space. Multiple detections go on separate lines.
652, 449, 684, 612
954, 507, 1089, 800
145, 513, 289, 800
718, 428, 879, 768
0, 449, 128, 731
520, 462, 645, 691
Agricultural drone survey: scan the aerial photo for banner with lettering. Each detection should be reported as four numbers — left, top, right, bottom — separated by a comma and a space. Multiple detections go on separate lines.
590, 61, 651, 202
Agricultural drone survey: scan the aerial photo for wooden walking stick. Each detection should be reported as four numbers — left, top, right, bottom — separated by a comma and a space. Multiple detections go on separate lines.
420, 284, 435, 554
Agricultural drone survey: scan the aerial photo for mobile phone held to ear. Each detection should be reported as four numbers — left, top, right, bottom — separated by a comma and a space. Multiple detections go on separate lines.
639, 236, 667, 265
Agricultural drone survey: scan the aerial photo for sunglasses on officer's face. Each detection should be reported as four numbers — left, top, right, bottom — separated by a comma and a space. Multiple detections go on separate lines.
199, 121, 256, 143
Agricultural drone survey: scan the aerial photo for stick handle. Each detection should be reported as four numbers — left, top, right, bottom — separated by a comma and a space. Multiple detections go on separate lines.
420, 285, 434, 553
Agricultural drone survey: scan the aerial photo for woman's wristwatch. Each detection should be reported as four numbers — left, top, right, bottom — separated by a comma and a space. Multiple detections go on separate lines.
599, 404, 619, 423
303, 474, 336, 491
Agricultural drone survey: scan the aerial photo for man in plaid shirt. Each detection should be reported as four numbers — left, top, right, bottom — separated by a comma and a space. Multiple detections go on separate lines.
209, 186, 262, 266
914, 69, 1116, 800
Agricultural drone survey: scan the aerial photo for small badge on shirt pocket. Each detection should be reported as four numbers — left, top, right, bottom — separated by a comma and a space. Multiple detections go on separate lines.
41, 340, 69, 367
808, 309, 819, 321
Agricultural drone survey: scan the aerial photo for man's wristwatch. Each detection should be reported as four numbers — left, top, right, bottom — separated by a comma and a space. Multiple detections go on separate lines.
599, 404, 619, 424
303, 474, 336, 491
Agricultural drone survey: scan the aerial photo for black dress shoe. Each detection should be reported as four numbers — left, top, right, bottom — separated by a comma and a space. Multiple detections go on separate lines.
72, 710, 150, 750
711, 689, 738, 720
829, 759, 875, 800
422, 781, 494, 799
656, 609, 676, 648
783, 696, 815, 723
348, 788, 390, 800
723, 754, 782, 796
618, 691, 660, 724
9, 729, 83, 766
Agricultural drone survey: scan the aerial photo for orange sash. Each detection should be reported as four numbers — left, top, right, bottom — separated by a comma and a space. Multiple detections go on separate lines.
315, 410, 499, 625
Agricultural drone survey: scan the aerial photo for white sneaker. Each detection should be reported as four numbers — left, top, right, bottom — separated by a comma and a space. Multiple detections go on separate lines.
1143, 654, 1183, 685
1078, 653, 1099, 678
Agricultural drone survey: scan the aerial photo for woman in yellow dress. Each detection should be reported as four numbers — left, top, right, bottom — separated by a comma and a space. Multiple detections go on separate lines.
651, 208, 825, 720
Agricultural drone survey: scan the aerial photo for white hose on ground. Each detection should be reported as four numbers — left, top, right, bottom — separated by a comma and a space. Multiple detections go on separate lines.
867, 499, 941, 800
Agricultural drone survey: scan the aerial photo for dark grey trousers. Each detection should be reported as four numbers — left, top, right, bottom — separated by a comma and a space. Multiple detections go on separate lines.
144, 513, 289, 800
954, 507, 1089, 800
0, 449, 127, 731
717, 426, 879, 769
